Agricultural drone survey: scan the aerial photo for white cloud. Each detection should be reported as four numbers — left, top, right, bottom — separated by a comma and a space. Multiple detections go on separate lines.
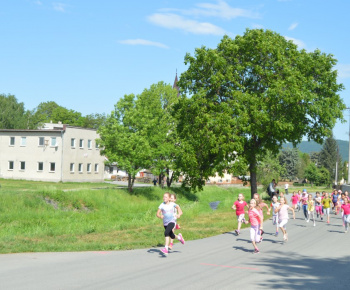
284, 36, 306, 49
160, 0, 259, 20
119, 39, 169, 49
337, 64, 350, 79
288, 22, 298, 31
148, 13, 226, 35
52, 2, 66, 12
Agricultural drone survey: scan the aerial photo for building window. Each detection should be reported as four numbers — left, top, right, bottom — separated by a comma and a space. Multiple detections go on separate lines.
38, 162, 44, 171
109, 166, 113, 174
20, 137, 26, 146
39, 137, 45, 146
94, 163, 99, 172
71, 138, 76, 148
20, 161, 25, 170
95, 142, 99, 149
78, 163, 83, 173
49, 162, 56, 172
88, 139, 92, 149
87, 163, 91, 173
70, 163, 75, 172
9, 137, 15, 146
51, 137, 57, 147
8, 161, 14, 170
79, 139, 84, 148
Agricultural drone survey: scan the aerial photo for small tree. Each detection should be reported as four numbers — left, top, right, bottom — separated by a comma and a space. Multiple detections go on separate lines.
304, 163, 319, 186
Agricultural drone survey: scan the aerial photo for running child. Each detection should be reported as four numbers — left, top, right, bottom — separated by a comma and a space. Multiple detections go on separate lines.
301, 189, 309, 220
157, 192, 185, 256
341, 196, 350, 233
332, 190, 340, 214
322, 192, 333, 224
297, 190, 302, 212
275, 197, 295, 241
248, 199, 263, 254
169, 193, 181, 250
291, 191, 299, 211
314, 192, 323, 221
270, 195, 280, 236
232, 193, 249, 236
253, 193, 270, 237
307, 193, 316, 226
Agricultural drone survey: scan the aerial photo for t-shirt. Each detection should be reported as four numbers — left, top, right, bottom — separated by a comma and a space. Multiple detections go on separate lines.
301, 194, 308, 205
332, 194, 339, 203
341, 204, 350, 215
291, 195, 299, 205
285, 184, 289, 190
234, 200, 247, 215
322, 198, 332, 209
158, 202, 177, 226
248, 208, 261, 226
307, 200, 315, 211
271, 201, 280, 216
315, 196, 322, 206
278, 204, 290, 220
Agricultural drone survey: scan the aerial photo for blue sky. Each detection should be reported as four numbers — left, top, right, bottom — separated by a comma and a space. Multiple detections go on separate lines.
1, 0, 350, 140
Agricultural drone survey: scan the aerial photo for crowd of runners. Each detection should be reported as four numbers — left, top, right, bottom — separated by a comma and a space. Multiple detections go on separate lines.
232, 188, 350, 254
156, 188, 350, 256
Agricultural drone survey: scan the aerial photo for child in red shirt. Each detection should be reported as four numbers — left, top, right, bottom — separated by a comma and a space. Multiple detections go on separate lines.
232, 193, 249, 235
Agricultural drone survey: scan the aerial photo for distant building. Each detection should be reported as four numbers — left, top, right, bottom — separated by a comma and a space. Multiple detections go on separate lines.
0, 123, 105, 182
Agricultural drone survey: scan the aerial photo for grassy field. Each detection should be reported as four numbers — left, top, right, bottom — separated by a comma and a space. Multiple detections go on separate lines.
0, 179, 329, 254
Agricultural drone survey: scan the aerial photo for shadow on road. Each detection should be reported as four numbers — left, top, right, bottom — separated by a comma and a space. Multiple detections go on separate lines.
248, 252, 350, 289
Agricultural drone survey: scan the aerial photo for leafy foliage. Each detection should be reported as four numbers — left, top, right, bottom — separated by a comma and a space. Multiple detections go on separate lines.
176, 29, 345, 197
319, 135, 342, 181
0, 94, 32, 129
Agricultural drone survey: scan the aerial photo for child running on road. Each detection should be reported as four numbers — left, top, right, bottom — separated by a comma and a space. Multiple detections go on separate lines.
315, 192, 323, 221
301, 189, 309, 220
341, 196, 350, 233
307, 193, 316, 226
232, 193, 249, 236
157, 192, 185, 256
270, 195, 280, 236
275, 197, 295, 242
291, 191, 299, 211
322, 192, 333, 224
248, 199, 263, 254
253, 193, 270, 238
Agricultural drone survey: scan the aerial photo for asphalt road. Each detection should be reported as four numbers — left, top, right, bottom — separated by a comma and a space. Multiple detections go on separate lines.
1, 202, 350, 290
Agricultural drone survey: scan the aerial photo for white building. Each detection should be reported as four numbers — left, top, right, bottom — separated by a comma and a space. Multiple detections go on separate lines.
0, 123, 105, 182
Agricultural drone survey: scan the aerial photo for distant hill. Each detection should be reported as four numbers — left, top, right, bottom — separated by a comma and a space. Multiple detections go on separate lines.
283, 140, 349, 162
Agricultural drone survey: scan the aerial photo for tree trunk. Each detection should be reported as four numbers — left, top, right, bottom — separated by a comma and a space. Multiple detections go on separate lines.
249, 156, 258, 199
128, 174, 134, 192
166, 168, 173, 187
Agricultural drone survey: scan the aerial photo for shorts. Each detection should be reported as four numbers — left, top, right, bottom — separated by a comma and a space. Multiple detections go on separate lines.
250, 225, 260, 242
324, 208, 330, 215
272, 215, 279, 225
236, 214, 246, 223
279, 219, 288, 229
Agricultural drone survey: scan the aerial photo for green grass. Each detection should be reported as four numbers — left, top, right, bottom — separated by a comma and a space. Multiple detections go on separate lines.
0, 179, 329, 253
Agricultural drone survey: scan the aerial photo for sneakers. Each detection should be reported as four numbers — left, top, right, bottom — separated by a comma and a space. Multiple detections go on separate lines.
169, 243, 173, 250
260, 229, 264, 236
257, 236, 263, 243
177, 233, 185, 244
313, 223, 316, 227
283, 234, 288, 241
235, 230, 240, 236
316, 213, 319, 218
253, 248, 260, 254
327, 221, 330, 224
321, 217, 323, 221
160, 248, 168, 255
306, 219, 310, 223
275, 231, 279, 237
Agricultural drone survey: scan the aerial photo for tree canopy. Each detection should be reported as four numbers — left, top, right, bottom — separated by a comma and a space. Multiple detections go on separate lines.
0, 94, 32, 129
175, 29, 345, 197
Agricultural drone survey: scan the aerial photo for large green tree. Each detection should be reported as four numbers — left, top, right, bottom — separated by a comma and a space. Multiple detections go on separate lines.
279, 148, 299, 181
0, 94, 32, 129
176, 29, 345, 197
98, 82, 179, 192
318, 134, 342, 182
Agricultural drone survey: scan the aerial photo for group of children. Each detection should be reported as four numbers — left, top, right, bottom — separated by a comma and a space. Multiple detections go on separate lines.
156, 188, 350, 256
231, 188, 350, 254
